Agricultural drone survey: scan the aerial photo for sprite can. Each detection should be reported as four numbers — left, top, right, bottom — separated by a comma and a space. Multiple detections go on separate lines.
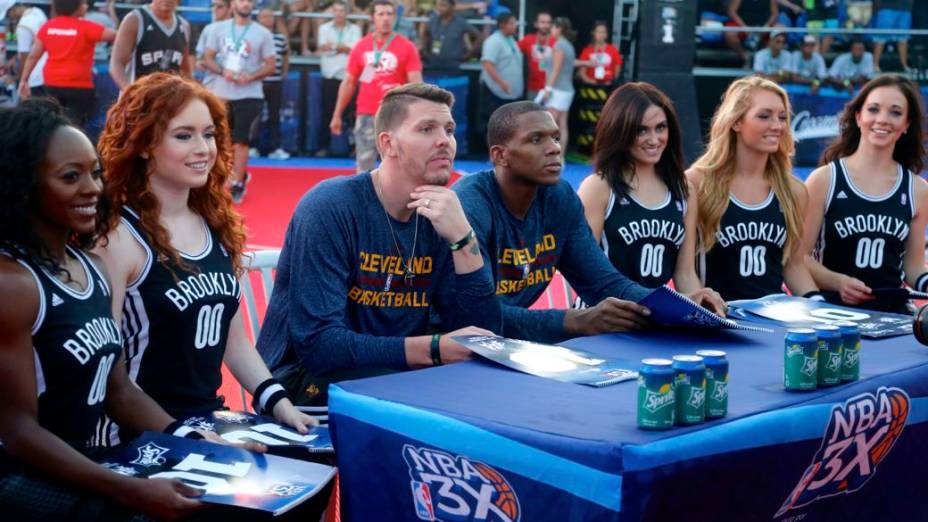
834, 321, 861, 382
696, 350, 728, 419
784, 328, 818, 391
814, 325, 843, 387
637, 358, 675, 430
672, 355, 706, 425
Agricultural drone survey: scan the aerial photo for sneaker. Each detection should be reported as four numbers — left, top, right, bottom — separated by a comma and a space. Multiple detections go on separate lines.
248, 147, 260, 158
268, 148, 291, 160
230, 172, 250, 204
314, 148, 330, 158
230, 181, 246, 204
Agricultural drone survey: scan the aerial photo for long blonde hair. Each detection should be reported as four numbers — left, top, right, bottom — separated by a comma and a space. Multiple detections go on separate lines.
692, 76, 802, 263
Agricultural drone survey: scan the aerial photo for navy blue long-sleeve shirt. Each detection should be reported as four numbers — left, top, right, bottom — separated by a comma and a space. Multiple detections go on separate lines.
257, 172, 501, 377
453, 170, 649, 343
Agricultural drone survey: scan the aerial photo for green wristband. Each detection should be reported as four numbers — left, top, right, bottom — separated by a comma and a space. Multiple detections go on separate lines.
430, 334, 443, 366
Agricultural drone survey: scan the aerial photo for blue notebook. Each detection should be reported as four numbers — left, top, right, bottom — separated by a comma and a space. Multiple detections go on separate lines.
178, 411, 334, 456
638, 286, 772, 333
99, 431, 336, 516
729, 294, 913, 339
454, 335, 638, 387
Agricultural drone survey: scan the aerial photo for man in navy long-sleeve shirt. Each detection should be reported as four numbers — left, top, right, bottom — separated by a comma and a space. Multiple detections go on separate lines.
454, 101, 724, 343
257, 83, 501, 405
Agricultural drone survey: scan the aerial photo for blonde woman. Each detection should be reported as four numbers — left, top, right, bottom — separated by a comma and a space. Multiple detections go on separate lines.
687, 76, 818, 301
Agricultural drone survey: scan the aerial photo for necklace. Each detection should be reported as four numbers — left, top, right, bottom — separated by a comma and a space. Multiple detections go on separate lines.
374, 170, 418, 290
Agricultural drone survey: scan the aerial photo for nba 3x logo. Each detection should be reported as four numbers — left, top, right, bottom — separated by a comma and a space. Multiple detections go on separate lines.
403, 445, 520, 522
775, 387, 909, 517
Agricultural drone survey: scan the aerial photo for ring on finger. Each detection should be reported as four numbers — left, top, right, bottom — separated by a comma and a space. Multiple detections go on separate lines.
424, 198, 431, 208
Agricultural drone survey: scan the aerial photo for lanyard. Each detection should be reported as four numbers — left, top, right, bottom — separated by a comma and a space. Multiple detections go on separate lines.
230, 21, 252, 51
372, 33, 396, 69
504, 35, 517, 55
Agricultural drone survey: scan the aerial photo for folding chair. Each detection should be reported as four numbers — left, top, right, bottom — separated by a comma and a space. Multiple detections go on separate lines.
239, 249, 328, 423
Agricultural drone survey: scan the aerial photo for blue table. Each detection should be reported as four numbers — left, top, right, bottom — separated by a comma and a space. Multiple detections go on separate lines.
328, 326, 928, 521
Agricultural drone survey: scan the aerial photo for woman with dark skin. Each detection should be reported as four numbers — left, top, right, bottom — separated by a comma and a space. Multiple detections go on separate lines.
0, 99, 202, 520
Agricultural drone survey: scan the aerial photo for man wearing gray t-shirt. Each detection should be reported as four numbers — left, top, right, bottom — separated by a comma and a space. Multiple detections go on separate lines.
477, 12, 522, 150
420, 0, 479, 73
203, 0, 275, 204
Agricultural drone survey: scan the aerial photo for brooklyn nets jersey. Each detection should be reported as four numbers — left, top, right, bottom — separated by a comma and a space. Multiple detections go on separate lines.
2, 248, 121, 451
701, 191, 787, 301
601, 190, 686, 288
129, 6, 189, 82
818, 159, 913, 291
120, 207, 240, 418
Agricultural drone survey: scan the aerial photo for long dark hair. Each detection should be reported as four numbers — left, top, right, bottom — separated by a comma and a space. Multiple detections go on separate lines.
593, 82, 688, 203
820, 75, 926, 174
0, 98, 110, 274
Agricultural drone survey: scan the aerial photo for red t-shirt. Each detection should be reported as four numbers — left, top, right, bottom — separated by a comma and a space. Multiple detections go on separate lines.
37, 16, 105, 89
346, 32, 422, 116
517, 33, 555, 92
578, 44, 623, 84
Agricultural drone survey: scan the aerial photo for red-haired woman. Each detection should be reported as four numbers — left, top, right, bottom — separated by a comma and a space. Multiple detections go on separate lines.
94, 73, 315, 443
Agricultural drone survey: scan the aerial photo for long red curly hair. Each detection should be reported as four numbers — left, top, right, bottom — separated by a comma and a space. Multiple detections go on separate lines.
98, 73, 247, 275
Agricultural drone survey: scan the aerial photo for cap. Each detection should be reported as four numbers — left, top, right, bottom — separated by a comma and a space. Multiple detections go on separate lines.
803, 34, 817, 45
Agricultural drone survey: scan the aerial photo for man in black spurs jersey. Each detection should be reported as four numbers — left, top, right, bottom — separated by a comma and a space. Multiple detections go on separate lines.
110, 0, 193, 90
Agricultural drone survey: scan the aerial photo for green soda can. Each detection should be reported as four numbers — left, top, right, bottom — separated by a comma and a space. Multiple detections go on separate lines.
834, 321, 861, 382
672, 355, 706, 425
696, 350, 728, 419
784, 328, 818, 391
637, 358, 675, 430
814, 325, 843, 387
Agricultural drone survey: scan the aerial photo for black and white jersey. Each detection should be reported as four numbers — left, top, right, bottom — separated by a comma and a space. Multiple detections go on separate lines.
120, 207, 240, 418
700, 191, 787, 301
601, 190, 686, 288
128, 6, 190, 82
2, 248, 121, 451
818, 159, 913, 290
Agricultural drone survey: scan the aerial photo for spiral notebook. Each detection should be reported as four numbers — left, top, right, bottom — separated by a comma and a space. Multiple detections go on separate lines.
638, 286, 772, 333
729, 294, 913, 338
178, 411, 334, 457
454, 335, 637, 387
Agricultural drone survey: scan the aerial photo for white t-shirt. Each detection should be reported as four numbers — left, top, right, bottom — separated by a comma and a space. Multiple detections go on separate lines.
16, 7, 47, 88
317, 21, 361, 80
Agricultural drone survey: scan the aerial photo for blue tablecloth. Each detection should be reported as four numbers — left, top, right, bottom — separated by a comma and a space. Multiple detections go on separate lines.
329, 326, 928, 521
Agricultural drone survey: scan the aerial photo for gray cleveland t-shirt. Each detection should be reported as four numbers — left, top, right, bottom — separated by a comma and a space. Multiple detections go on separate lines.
480, 31, 523, 100
205, 19, 274, 100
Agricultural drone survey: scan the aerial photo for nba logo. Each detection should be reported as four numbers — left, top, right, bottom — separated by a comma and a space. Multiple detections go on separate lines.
411, 481, 435, 521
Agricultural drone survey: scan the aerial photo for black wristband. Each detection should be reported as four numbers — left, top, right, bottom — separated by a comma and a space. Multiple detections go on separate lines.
449, 229, 475, 251
802, 290, 826, 302
164, 420, 205, 440
253, 378, 288, 415
430, 333, 443, 366
916, 273, 928, 294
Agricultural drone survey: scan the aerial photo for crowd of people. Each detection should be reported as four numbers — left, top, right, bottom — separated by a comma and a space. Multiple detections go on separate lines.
701, 0, 918, 73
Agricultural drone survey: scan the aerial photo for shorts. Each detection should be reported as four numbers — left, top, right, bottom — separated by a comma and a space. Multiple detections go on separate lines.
873, 9, 912, 43
541, 88, 575, 113
806, 18, 839, 36
354, 114, 378, 173
227, 98, 263, 145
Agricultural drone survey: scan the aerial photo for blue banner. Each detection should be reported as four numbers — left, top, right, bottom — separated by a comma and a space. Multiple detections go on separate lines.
256, 71, 303, 154
100, 431, 336, 516
788, 85, 928, 168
